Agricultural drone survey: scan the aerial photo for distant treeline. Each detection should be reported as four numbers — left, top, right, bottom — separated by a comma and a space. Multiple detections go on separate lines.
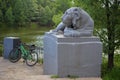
0, 0, 73, 27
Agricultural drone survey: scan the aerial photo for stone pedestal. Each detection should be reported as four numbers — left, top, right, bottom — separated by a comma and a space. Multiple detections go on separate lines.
3, 37, 20, 59
43, 33, 102, 77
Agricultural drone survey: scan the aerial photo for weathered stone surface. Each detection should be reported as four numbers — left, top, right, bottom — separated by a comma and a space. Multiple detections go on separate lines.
43, 33, 102, 77
3, 37, 20, 59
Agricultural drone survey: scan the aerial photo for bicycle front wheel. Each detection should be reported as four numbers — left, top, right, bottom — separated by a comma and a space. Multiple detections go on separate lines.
26, 51, 38, 66
9, 48, 21, 63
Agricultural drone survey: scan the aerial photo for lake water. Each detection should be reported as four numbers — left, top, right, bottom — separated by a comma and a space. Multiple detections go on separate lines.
0, 26, 52, 56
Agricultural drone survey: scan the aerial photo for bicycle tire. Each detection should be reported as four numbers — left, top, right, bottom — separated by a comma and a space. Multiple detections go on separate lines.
26, 51, 38, 66
9, 48, 21, 63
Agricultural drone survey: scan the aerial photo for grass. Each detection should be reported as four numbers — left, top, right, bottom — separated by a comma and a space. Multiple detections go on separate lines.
67, 75, 79, 80
51, 75, 59, 78
0, 45, 3, 56
102, 54, 120, 80
38, 58, 43, 64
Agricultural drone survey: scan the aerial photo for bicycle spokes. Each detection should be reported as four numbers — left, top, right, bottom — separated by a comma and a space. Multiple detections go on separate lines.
26, 51, 38, 66
9, 48, 21, 63
9, 41, 38, 66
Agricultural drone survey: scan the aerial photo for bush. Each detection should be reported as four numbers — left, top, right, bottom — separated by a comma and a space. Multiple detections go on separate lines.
52, 12, 63, 28
102, 54, 120, 80
0, 45, 3, 56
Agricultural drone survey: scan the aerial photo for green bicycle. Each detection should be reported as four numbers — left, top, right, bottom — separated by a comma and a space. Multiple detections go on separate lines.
8, 41, 38, 66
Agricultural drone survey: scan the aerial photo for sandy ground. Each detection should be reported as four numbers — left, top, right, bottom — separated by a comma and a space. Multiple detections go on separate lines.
0, 57, 102, 80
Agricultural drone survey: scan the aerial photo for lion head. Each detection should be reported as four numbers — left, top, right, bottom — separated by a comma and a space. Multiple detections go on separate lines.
62, 7, 94, 30
62, 7, 81, 29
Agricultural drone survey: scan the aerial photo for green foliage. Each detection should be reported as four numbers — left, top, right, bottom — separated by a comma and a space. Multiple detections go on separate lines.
51, 75, 59, 78
37, 0, 51, 7
5, 7, 14, 24
0, 0, 75, 27
52, 12, 63, 27
24, 0, 38, 21
0, 10, 3, 22
67, 75, 79, 79
38, 58, 43, 64
102, 54, 120, 80
13, 0, 30, 26
55, 0, 71, 12
39, 6, 53, 26
0, 45, 3, 56
0, 0, 38, 26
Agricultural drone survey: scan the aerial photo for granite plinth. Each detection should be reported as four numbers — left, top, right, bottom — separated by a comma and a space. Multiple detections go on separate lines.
43, 33, 102, 77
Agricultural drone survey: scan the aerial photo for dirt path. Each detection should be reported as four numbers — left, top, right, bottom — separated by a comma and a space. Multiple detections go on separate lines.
0, 57, 102, 80
0, 57, 43, 80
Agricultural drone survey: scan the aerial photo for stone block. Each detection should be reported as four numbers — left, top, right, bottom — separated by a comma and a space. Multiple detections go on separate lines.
3, 37, 20, 59
43, 33, 102, 77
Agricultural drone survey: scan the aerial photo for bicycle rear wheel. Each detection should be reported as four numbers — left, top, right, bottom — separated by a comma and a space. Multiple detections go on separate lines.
9, 48, 21, 63
26, 51, 38, 66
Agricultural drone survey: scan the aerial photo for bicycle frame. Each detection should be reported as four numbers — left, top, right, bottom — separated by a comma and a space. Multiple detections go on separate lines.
19, 43, 30, 58
9, 41, 38, 66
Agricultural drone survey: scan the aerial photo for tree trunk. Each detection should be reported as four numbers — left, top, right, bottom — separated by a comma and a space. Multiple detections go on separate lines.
108, 52, 114, 69
105, 0, 118, 69
105, 0, 114, 69
107, 23, 115, 69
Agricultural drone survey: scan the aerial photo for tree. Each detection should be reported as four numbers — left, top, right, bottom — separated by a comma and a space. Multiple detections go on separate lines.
0, 0, 3, 22
0, 0, 16, 23
73, 0, 120, 69
0, 10, 3, 22
44, 6, 53, 26
37, 6, 54, 26
55, 0, 71, 13
13, 0, 26, 26
5, 7, 14, 24
105, 0, 120, 69
37, 0, 51, 7
52, 12, 63, 27
0, 0, 39, 26
24, 0, 38, 22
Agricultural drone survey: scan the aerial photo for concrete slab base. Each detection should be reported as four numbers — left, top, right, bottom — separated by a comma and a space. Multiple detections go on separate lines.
43, 33, 102, 77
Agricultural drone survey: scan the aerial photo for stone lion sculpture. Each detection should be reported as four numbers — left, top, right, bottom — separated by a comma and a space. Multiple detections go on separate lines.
50, 7, 94, 37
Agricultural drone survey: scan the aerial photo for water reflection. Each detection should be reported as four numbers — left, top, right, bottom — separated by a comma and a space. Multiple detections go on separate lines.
33, 35, 44, 59
32, 35, 44, 47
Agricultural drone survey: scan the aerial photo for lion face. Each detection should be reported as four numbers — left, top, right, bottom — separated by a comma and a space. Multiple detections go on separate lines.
62, 9, 73, 26
62, 7, 81, 27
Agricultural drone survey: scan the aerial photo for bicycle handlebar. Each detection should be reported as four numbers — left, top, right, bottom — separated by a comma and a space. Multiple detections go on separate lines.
17, 40, 36, 49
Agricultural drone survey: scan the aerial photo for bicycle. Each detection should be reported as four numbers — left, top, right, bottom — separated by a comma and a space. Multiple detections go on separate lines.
8, 41, 38, 66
